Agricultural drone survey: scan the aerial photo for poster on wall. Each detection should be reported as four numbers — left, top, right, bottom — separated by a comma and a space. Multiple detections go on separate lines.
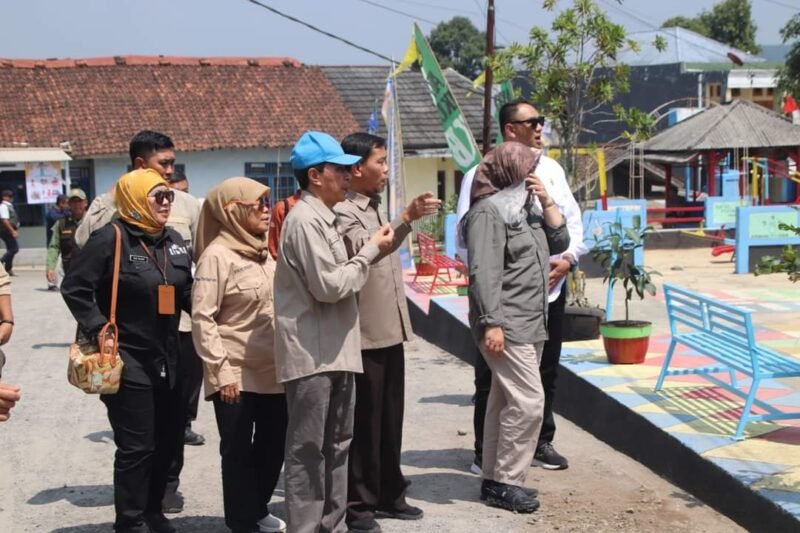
24, 162, 63, 204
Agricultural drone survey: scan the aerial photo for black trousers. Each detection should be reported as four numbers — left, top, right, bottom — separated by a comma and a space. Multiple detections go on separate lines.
538, 287, 566, 444
213, 391, 287, 531
473, 286, 566, 461
101, 377, 182, 531
165, 331, 204, 494
0, 233, 18, 273
347, 344, 407, 523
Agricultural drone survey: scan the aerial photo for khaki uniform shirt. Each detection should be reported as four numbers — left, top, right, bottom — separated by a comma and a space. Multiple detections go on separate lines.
192, 243, 282, 397
335, 192, 413, 350
75, 189, 201, 332
273, 191, 379, 383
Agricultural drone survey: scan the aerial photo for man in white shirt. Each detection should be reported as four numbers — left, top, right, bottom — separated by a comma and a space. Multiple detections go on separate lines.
0, 190, 20, 276
458, 99, 588, 473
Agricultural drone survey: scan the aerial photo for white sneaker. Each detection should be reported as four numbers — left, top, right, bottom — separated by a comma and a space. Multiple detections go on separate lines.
470, 462, 483, 476
257, 513, 287, 533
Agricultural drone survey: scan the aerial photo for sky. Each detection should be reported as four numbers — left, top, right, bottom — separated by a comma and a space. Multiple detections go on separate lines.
0, 0, 797, 66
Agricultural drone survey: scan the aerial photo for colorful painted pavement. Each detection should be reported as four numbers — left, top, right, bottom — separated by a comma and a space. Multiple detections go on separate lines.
405, 272, 800, 522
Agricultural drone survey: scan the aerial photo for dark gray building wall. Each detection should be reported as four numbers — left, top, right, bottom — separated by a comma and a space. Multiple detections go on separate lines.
583, 63, 728, 144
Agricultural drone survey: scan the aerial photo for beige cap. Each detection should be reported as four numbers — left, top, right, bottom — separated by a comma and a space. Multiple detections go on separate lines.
68, 188, 87, 201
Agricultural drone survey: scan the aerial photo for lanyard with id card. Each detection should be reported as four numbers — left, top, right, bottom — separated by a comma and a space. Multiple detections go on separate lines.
138, 238, 176, 315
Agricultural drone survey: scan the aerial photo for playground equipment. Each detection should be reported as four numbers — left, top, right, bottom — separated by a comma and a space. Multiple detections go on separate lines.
742, 157, 800, 206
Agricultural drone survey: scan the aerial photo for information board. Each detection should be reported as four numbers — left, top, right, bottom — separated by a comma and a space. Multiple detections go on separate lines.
748, 212, 798, 240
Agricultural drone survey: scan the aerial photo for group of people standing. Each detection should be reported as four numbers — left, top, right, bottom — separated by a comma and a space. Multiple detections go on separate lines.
56, 127, 439, 533
1, 96, 587, 532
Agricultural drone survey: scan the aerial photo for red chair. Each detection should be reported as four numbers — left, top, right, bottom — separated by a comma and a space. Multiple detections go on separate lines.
412, 232, 466, 294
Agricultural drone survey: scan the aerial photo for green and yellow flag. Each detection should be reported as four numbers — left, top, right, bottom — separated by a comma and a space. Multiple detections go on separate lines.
394, 23, 482, 173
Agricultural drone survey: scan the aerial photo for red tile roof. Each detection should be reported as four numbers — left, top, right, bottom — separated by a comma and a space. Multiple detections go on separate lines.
0, 56, 359, 157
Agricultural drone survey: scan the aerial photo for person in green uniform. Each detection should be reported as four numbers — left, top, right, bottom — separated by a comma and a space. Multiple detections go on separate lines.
46, 189, 87, 286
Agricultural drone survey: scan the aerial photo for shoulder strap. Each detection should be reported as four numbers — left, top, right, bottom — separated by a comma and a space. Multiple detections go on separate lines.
283, 197, 290, 214
108, 224, 122, 324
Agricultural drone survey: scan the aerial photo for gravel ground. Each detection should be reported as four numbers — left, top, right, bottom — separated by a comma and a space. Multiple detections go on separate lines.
0, 270, 743, 532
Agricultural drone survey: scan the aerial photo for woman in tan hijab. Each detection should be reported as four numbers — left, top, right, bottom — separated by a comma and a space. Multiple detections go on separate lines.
192, 177, 287, 533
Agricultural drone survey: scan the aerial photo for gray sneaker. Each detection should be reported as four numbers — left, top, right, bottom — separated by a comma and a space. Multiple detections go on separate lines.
534, 442, 569, 470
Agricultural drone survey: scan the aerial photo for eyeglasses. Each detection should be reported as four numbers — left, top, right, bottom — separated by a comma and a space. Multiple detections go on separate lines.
149, 190, 175, 204
224, 195, 272, 211
511, 116, 546, 128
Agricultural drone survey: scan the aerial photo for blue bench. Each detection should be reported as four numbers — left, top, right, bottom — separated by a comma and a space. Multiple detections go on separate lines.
656, 283, 800, 440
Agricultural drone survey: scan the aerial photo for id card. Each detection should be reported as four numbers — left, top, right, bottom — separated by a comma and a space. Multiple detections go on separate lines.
158, 284, 176, 315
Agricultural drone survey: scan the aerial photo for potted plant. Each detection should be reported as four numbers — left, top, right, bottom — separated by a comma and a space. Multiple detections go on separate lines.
590, 219, 659, 364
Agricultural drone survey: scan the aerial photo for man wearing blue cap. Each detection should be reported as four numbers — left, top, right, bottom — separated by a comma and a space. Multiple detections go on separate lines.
274, 131, 395, 533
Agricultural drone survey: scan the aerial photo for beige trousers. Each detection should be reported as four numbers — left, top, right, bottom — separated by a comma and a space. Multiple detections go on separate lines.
481, 341, 545, 486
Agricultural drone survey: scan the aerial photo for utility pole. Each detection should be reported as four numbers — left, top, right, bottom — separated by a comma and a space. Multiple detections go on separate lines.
481, 0, 495, 155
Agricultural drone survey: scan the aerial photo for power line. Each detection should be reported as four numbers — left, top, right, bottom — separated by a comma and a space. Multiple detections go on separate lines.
393, 0, 476, 16
355, 0, 439, 24
762, 0, 800, 12
597, 0, 762, 60
244, 0, 393, 62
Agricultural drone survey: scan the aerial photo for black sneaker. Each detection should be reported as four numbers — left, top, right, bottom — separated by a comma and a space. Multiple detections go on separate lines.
184, 428, 205, 446
143, 512, 176, 533
483, 481, 540, 513
347, 516, 382, 533
375, 503, 424, 521
161, 489, 184, 514
480, 479, 538, 501
534, 442, 569, 470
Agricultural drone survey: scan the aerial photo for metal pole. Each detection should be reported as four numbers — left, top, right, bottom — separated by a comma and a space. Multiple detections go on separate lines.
481, 0, 495, 155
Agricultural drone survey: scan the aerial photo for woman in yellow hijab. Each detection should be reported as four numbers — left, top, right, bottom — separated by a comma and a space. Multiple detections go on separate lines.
62, 168, 193, 533
192, 177, 287, 533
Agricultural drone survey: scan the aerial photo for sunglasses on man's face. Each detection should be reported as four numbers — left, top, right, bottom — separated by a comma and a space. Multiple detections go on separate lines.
150, 190, 175, 205
511, 116, 546, 128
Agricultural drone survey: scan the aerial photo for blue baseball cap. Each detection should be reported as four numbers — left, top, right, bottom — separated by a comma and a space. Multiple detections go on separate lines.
290, 131, 362, 170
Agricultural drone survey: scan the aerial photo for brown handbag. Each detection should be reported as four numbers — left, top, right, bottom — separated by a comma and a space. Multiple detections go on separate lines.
67, 224, 124, 394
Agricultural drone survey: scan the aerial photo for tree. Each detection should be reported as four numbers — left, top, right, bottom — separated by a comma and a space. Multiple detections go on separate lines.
428, 16, 485, 79
661, 15, 710, 36
660, 0, 760, 55
778, 13, 800, 98
490, 0, 666, 190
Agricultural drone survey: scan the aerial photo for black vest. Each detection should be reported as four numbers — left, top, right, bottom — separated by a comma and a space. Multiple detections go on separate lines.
59, 216, 80, 271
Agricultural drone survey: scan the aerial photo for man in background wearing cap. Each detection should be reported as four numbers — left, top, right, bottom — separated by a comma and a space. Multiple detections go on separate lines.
74, 130, 201, 514
46, 189, 87, 286
274, 131, 395, 533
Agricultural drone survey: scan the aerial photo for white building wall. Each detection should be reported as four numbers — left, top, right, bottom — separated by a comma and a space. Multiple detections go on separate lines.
92, 148, 287, 199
